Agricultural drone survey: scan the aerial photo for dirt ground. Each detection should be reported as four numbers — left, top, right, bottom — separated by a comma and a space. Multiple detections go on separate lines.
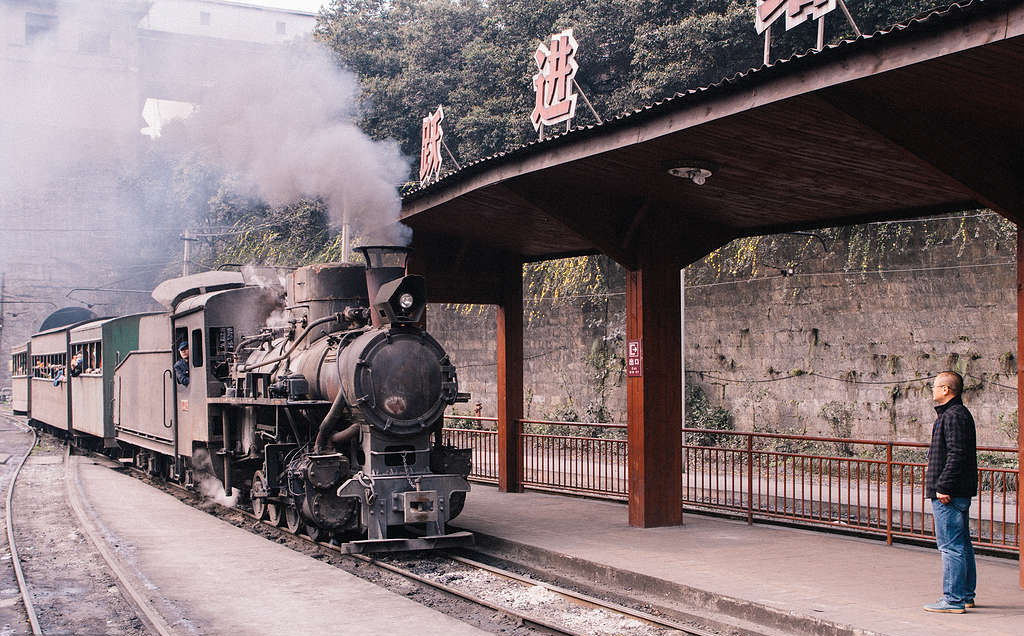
1, 411, 149, 636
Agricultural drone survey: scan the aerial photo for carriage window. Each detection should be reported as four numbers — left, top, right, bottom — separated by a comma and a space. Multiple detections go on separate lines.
70, 343, 101, 374
32, 353, 66, 379
12, 353, 29, 376
191, 329, 204, 367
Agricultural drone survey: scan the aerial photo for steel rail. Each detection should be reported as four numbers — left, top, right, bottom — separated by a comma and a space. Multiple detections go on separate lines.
63, 450, 178, 636
445, 553, 720, 636
5, 422, 41, 635
234, 507, 709, 636
83, 443, 711, 636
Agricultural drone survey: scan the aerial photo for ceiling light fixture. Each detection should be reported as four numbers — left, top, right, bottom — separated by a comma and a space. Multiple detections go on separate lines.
666, 161, 717, 186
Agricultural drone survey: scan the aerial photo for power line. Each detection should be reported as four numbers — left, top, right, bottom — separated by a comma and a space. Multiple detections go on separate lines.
686, 261, 1015, 290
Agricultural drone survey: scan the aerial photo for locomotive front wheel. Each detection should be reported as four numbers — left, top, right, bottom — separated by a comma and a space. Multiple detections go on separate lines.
266, 502, 282, 526
305, 523, 324, 542
251, 472, 267, 520
284, 505, 301, 534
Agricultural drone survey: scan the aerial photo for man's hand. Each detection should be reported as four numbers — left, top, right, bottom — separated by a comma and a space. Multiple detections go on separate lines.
936, 492, 951, 504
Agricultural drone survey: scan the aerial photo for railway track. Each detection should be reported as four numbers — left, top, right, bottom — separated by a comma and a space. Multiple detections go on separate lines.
113, 458, 717, 636
5, 424, 174, 636
64, 448, 176, 636
44, 432, 721, 636
6, 419, 41, 635
236, 504, 711, 636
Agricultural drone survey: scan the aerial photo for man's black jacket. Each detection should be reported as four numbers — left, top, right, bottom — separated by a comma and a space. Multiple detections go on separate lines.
926, 395, 978, 499
173, 357, 190, 386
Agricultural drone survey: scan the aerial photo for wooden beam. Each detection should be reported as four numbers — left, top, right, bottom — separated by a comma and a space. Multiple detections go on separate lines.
1017, 227, 1024, 588
495, 181, 640, 269
819, 89, 1024, 224
626, 255, 683, 527
496, 257, 524, 492
408, 231, 505, 304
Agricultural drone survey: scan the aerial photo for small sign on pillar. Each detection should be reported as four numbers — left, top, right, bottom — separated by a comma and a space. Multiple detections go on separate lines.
626, 339, 642, 377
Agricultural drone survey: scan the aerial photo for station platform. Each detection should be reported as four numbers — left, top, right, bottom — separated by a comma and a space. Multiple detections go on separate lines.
454, 485, 1024, 636
73, 457, 489, 636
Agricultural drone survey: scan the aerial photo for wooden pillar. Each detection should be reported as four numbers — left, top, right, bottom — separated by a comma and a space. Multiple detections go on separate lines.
1017, 228, 1024, 588
497, 258, 523, 492
627, 256, 683, 527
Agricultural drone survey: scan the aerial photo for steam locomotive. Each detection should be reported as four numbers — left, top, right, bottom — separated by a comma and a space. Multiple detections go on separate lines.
9, 246, 473, 553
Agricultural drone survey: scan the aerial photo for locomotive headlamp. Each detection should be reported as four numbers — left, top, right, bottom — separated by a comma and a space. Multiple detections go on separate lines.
373, 275, 426, 325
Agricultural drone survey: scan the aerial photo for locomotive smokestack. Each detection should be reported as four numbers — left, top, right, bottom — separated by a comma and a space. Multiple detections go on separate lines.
355, 246, 410, 328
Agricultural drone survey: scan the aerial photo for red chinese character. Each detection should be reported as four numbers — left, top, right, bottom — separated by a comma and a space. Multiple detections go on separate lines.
755, 0, 835, 34
419, 105, 444, 183
531, 28, 578, 131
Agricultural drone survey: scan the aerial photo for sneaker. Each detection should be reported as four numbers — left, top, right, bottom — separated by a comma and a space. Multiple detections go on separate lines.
924, 600, 966, 614
965, 599, 975, 609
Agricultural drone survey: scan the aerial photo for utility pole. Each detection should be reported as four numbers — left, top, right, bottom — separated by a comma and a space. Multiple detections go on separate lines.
0, 273, 5, 385
182, 229, 195, 277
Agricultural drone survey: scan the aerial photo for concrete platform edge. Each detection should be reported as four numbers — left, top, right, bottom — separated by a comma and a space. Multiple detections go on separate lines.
461, 529, 890, 636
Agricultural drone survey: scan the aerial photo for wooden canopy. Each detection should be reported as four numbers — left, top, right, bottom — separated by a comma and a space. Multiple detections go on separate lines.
404, 0, 1024, 292
400, 0, 1024, 586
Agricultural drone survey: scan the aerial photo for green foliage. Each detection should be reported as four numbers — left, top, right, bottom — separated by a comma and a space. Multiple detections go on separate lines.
996, 409, 1018, 444
315, 0, 952, 170
686, 212, 1017, 286
523, 254, 625, 321
819, 401, 854, 456
685, 384, 734, 446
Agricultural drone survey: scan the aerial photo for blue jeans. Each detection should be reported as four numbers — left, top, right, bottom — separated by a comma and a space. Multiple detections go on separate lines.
931, 497, 976, 604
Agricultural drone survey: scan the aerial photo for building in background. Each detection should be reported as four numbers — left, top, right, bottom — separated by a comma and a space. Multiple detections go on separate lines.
0, 0, 317, 386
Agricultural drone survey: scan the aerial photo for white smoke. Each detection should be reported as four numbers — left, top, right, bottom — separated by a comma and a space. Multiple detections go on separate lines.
191, 447, 240, 507
176, 42, 412, 244
1, 3, 413, 330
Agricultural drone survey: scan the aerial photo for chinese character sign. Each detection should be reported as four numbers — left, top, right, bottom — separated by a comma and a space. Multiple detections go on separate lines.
419, 105, 445, 183
626, 339, 642, 377
531, 28, 579, 130
755, 0, 836, 34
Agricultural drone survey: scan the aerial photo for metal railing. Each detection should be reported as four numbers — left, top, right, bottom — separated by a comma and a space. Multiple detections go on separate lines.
442, 416, 1020, 554
683, 429, 1019, 551
519, 419, 628, 497
442, 416, 499, 483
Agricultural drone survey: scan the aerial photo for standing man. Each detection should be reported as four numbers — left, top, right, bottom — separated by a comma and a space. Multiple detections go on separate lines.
923, 370, 977, 613
174, 341, 190, 386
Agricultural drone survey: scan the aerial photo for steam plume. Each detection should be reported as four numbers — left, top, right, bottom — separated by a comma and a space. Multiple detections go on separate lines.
176, 42, 412, 244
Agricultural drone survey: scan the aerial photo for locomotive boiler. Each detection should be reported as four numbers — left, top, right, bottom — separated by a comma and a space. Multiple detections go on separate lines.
226, 246, 472, 551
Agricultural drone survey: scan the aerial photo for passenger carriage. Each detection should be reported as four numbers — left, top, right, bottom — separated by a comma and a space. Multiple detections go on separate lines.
28, 322, 87, 435
68, 314, 161, 450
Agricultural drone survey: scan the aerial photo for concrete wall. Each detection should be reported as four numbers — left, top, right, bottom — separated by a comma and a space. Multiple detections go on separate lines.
432, 221, 1018, 448
141, 0, 315, 43
429, 294, 627, 424
685, 246, 1018, 448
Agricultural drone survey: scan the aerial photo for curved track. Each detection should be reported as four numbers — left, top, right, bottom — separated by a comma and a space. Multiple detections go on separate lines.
6, 424, 177, 636
64, 449, 178, 636
5, 421, 41, 635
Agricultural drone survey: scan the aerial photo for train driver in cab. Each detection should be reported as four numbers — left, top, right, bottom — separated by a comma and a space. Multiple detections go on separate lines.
174, 341, 190, 386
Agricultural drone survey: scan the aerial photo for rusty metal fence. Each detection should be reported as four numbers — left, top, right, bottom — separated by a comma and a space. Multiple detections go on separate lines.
443, 417, 1020, 554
